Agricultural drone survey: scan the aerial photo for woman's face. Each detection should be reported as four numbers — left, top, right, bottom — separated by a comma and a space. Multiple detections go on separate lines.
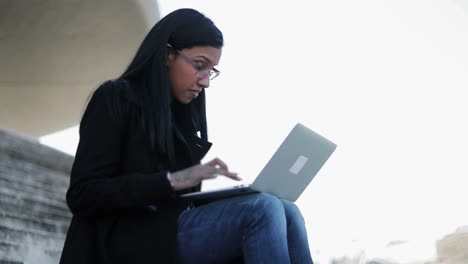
167, 46, 222, 104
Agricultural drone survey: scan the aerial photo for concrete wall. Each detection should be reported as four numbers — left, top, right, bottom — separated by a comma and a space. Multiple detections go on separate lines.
0, 126, 73, 263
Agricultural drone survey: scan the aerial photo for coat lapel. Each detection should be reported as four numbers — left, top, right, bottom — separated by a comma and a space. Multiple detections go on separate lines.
184, 132, 212, 164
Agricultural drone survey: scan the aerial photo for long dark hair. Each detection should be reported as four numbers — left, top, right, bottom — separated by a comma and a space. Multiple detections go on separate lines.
115, 8, 223, 167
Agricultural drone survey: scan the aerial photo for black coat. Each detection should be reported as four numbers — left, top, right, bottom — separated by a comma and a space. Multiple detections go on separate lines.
59, 80, 212, 264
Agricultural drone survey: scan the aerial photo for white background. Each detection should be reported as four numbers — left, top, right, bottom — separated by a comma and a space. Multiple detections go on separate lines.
41, 0, 468, 262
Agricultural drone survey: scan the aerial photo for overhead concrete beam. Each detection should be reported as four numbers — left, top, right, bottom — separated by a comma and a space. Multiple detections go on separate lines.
0, 0, 160, 137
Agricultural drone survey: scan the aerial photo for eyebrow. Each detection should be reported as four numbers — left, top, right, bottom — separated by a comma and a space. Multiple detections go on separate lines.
195, 56, 214, 65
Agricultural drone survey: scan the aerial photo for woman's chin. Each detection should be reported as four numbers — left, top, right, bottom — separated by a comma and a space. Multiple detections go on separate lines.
175, 96, 193, 104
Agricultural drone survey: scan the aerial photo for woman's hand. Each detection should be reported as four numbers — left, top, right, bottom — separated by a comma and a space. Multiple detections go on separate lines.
169, 158, 241, 191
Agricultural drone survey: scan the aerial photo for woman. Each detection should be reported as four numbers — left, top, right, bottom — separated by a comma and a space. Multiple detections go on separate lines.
59, 8, 314, 264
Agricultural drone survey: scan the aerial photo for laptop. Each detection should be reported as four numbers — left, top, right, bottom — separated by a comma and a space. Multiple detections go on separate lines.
180, 123, 337, 202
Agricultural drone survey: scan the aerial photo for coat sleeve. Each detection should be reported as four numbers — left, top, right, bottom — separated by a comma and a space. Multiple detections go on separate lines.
66, 83, 175, 217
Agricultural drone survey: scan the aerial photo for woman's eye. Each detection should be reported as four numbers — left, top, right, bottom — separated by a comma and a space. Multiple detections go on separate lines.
195, 61, 207, 69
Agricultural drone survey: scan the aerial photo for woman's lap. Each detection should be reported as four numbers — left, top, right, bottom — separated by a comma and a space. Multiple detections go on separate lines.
176, 193, 313, 264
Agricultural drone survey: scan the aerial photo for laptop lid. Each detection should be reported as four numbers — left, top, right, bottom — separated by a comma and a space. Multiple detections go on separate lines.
250, 123, 337, 202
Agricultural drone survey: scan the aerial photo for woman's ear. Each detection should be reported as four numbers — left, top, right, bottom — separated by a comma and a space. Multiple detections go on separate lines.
166, 44, 175, 66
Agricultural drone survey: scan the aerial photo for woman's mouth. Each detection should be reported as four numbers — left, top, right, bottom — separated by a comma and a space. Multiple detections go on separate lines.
188, 89, 201, 99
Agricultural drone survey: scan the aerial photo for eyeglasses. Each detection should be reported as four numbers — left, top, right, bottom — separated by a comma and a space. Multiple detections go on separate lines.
175, 50, 220, 80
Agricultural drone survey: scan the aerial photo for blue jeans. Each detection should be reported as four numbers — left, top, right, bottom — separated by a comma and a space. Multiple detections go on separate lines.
176, 193, 314, 264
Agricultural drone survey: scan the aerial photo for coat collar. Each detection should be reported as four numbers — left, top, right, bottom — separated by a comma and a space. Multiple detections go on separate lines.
183, 131, 212, 164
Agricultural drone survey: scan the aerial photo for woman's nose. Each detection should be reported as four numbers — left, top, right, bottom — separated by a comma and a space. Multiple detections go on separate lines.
198, 75, 210, 88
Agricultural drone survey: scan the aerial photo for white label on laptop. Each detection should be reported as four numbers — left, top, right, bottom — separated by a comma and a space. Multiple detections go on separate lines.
289, 155, 309, 175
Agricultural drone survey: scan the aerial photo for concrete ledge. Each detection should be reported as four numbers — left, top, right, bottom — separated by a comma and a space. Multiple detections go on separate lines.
0, 126, 73, 174
0, 126, 72, 262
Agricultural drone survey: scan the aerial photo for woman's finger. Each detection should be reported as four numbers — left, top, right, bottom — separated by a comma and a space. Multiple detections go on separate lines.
214, 168, 242, 181
207, 157, 228, 170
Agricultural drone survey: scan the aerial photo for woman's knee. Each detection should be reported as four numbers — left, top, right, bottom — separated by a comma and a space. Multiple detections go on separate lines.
242, 193, 285, 223
281, 199, 305, 225
252, 193, 283, 209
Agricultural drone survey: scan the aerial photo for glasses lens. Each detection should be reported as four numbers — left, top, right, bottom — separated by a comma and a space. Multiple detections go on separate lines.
210, 70, 220, 80
193, 66, 220, 80
196, 70, 210, 79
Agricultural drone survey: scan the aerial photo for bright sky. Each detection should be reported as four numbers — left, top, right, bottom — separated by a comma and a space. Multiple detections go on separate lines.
40, 0, 468, 263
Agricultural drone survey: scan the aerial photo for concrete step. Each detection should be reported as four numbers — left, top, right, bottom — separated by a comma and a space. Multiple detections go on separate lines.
0, 177, 67, 205
0, 184, 68, 211
0, 169, 68, 195
0, 242, 23, 263
0, 211, 68, 235
0, 240, 61, 263
0, 226, 65, 249
0, 192, 71, 223
0, 153, 69, 191
0, 258, 24, 264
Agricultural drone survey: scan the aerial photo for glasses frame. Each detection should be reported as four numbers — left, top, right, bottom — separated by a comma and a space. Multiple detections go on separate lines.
175, 50, 220, 80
